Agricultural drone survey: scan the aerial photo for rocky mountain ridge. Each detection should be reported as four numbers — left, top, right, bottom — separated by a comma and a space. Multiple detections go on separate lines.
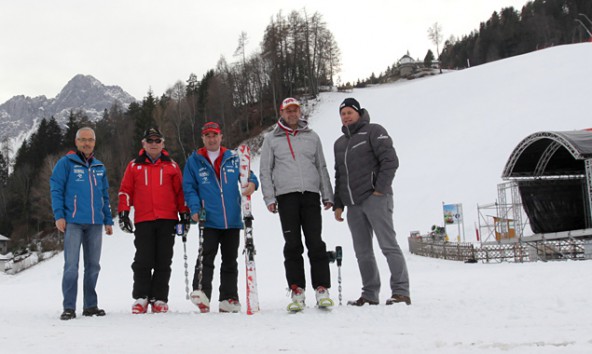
0, 74, 136, 150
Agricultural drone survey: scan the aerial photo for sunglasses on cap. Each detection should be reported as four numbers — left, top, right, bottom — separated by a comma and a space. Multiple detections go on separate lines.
146, 138, 162, 144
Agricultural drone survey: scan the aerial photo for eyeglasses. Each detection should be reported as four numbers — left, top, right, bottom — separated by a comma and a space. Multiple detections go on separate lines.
77, 138, 96, 143
146, 138, 162, 144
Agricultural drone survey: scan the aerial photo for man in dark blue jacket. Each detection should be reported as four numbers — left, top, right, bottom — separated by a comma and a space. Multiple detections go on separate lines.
50, 127, 114, 320
183, 122, 258, 313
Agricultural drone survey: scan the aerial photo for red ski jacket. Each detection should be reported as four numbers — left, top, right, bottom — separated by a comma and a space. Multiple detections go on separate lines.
118, 149, 188, 223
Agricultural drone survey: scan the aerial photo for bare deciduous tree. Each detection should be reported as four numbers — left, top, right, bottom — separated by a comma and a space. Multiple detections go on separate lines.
428, 22, 444, 58
428, 22, 444, 73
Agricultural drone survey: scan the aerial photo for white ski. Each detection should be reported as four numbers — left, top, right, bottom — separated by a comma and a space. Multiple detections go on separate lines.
238, 144, 259, 315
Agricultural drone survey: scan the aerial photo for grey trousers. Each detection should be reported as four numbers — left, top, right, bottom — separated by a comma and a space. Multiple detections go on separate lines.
346, 194, 410, 302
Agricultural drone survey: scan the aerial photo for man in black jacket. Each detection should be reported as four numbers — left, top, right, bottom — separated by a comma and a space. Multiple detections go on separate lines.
333, 98, 411, 307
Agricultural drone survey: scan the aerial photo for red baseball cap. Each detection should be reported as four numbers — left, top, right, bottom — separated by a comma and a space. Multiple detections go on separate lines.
201, 121, 221, 135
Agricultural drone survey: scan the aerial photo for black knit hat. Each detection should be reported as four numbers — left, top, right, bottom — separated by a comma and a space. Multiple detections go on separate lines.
339, 98, 361, 113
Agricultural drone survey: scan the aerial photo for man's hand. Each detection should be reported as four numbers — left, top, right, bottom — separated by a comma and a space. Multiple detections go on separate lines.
55, 218, 66, 233
242, 182, 256, 196
192, 209, 207, 224
267, 203, 278, 214
334, 208, 344, 222
323, 200, 334, 210
105, 225, 113, 235
118, 211, 134, 233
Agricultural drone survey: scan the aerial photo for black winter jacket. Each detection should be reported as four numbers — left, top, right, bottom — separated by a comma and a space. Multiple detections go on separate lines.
333, 109, 399, 209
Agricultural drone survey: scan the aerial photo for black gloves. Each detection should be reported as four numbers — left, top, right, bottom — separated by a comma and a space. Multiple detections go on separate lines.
118, 211, 134, 234
180, 212, 191, 226
176, 212, 191, 237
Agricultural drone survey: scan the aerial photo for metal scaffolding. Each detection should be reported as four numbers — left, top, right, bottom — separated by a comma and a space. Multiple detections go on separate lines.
477, 181, 528, 243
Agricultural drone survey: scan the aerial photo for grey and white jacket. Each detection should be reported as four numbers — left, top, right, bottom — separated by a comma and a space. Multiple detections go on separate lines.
333, 109, 399, 209
259, 118, 334, 206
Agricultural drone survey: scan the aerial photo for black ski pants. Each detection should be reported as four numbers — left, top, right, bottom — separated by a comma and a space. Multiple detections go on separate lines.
277, 192, 330, 290
131, 219, 177, 302
193, 228, 240, 302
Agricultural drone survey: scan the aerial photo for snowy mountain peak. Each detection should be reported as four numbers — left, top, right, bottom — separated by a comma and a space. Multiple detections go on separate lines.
53, 74, 135, 114
0, 74, 136, 153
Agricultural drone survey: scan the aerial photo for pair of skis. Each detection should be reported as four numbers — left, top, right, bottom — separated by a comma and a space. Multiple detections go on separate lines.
238, 145, 260, 315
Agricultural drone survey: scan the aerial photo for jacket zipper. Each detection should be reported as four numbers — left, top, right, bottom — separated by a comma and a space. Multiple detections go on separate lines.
89, 167, 95, 224
214, 156, 229, 229
344, 140, 355, 205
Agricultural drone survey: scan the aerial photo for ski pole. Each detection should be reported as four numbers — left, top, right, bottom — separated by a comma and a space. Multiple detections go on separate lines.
175, 217, 191, 299
196, 205, 207, 292
182, 233, 190, 299
336, 246, 343, 306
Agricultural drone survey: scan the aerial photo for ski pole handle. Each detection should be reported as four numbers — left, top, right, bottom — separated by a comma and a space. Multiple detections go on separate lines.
198, 209, 206, 222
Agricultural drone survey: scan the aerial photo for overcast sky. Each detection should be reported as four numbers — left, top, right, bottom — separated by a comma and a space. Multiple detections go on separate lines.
0, 0, 530, 103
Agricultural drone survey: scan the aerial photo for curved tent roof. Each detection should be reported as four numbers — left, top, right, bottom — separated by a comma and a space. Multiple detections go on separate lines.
502, 130, 592, 179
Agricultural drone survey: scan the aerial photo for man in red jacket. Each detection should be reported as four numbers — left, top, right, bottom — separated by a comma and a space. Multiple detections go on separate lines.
118, 128, 190, 314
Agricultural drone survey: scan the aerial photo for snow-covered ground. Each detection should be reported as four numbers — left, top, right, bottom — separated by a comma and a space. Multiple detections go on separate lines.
1, 43, 592, 353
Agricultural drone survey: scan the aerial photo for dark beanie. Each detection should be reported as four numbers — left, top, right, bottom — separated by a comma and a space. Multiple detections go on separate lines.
339, 98, 361, 113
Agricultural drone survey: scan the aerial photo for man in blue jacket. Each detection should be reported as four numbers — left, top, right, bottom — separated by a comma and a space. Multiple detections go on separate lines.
183, 122, 258, 313
50, 127, 114, 320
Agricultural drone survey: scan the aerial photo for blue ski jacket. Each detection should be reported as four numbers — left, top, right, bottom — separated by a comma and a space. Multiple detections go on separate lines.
50, 151, 114, 225
183, 147, 258, 230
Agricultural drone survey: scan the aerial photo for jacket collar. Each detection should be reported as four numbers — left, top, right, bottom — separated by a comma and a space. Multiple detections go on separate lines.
67, 150, 95, 166
276, 117, 309, 135
197, 146, 227, 159
134, 148, 172, 164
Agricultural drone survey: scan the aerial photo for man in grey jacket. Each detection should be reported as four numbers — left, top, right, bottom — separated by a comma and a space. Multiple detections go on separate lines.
260, 97, 334, 311
333, 97, 411, 307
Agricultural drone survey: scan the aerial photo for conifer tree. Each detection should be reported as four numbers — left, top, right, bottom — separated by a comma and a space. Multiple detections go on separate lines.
424, 49, 435, 67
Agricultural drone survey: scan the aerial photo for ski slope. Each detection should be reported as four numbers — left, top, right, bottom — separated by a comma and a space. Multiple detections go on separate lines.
1, 43, 592, 353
